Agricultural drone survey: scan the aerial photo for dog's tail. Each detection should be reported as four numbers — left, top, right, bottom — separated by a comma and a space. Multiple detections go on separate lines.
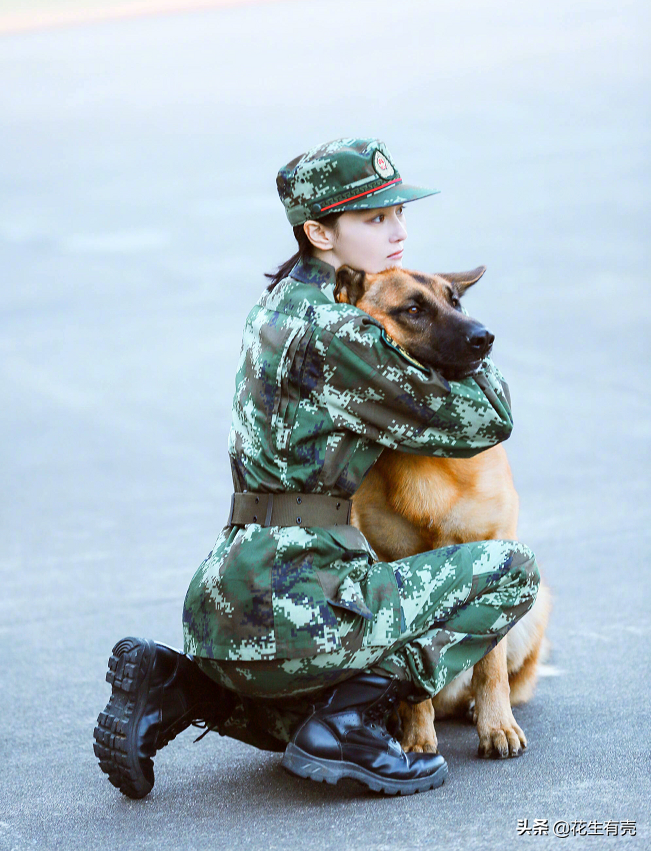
538, 636, 552, 664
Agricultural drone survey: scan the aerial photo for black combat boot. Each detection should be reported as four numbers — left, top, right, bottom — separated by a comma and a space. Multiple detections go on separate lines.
281, 673, 447, 795
93, 637, 232, 799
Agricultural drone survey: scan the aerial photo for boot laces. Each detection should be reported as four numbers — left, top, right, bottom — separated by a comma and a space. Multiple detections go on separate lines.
191, 719, 218, 744
365, 702, 398, 742
190, 705, 226, 743
364, 684, 404, 741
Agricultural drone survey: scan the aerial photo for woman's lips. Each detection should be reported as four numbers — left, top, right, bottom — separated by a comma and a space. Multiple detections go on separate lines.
388, 249, 404, 260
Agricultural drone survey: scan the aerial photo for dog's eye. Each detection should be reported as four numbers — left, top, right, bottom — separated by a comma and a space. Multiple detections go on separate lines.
451, 297, 460, 308
408, 305, 420, 314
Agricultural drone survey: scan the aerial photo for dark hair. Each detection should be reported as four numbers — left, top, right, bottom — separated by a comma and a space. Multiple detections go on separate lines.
265, 212, 343, 291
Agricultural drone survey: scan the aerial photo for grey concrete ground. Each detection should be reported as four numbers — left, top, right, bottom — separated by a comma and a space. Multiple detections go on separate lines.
0, 1, 649, 848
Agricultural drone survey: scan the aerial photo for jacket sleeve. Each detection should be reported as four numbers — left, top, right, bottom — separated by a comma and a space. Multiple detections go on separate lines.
321, 315, 513, 458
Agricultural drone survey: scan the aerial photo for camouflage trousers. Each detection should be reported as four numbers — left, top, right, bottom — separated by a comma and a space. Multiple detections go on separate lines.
195, 540, 539, 752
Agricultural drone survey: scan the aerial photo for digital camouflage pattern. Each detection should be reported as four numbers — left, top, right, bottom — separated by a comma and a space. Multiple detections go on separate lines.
194, 538, 539, 752
182, 256, 539, 684
276, 138, 440, 226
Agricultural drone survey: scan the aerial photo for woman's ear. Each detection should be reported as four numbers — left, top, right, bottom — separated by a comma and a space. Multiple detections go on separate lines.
303, 219, 337, 251
334, 266, 366, 305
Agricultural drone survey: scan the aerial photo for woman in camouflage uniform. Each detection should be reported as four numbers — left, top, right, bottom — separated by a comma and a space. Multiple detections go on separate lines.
94, 138, 539, 799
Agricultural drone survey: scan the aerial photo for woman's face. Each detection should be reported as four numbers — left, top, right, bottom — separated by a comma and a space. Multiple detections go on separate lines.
319, 204, 408, 273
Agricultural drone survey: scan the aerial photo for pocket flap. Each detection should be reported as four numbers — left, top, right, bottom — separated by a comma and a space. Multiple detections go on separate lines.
327, 574, 374, 621
321, 525, 378, 561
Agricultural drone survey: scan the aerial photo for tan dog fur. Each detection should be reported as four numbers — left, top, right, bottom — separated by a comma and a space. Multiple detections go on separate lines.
335, 264, 551, 759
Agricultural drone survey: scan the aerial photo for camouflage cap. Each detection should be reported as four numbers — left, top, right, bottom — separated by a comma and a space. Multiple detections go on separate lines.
276, 138, 440, 226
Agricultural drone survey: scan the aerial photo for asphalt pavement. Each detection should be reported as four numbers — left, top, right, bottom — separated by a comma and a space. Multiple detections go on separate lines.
0, 1, 649, 849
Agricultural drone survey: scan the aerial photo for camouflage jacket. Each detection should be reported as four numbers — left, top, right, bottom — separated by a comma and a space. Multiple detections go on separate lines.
182, 256, 514, 661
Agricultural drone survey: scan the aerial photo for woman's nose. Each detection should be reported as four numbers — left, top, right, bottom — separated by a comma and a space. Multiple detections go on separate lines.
391, 218, 408, 241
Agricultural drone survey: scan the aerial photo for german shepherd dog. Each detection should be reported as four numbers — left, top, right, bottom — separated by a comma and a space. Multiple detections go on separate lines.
334, 264, 551, 759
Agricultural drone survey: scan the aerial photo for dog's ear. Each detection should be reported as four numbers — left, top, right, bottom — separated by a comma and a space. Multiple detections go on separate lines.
334, 266, 367, 305
438, 265, 486, 295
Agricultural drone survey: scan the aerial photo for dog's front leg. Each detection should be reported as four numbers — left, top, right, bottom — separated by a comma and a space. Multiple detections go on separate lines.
398, 698, 438, 753
472, 639, 526, 758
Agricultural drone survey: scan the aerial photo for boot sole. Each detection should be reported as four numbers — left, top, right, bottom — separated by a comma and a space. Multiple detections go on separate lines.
281, 743, 448, 796
93, 637, 157, 799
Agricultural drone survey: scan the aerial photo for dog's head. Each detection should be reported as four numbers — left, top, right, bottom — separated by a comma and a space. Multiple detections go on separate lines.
334, 265, 494, 380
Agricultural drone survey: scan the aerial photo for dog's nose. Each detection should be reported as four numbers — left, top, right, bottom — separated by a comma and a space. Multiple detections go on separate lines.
466, 328, 495, 356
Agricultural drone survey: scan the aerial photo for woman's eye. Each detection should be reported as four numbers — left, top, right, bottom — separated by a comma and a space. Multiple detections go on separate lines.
372, 214, 385, 223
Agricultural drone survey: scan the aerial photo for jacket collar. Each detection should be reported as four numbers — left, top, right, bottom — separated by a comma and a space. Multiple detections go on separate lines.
289, 255, 337, 293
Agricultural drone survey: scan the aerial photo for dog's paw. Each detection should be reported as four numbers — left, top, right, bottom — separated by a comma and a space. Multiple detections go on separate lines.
402, 734, 439, 754
398, 699, 438, 754
477, 716, 527, 759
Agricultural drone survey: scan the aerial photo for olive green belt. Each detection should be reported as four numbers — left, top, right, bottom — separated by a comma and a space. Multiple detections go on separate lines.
228, 492, 352, 527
